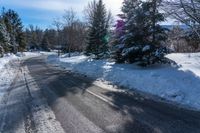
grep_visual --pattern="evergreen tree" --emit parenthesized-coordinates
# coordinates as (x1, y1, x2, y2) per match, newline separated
(111, 14, 126, 63)
(39, 29, 56, 51)
(115, 0, 168, 66)
(25, 25, 44, 50)
(0, 19, 11, 54)
(2, 9, 26, 53)
(41, 29, 57, 50)
(0, 21, 5, 57)
(41, 36, 50, 51)
(0, 45, 3, 57)
(85, 0, 111, 59)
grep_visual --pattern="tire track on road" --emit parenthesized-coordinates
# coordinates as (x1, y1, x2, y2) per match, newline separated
(22, 66, 36, 133)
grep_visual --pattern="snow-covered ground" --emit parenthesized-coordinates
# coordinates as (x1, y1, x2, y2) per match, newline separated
(0, 54, 19, 101)
(0, 52, 42, 102)
(47, 53, 200, 110)
(0, 52, 65, 133)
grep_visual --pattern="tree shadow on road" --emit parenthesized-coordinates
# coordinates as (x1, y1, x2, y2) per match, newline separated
(20, 57, 200, 133)
(102, 90, 200, 133)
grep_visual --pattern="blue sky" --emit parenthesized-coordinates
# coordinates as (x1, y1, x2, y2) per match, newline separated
(0, 0, 123, 29)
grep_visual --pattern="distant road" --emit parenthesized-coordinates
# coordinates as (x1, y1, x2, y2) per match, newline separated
(0, 56, 200, 133)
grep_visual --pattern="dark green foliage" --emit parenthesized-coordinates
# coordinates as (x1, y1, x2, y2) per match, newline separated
(25, 25, 44, 50)
(1, 8, 26, 53)
(0, 19, 11, 53)
(0, 45, 4, 57)
(85, 0, 110, 59)
(114, 0, 168, 66)
(41, 36, 50, 51)
(42, 29, 57, 50)
(40, 29, 57, 51)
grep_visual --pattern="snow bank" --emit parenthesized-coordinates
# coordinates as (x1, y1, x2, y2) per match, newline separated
(166, 53, 200, 78)
(0, 54, 17, 70)
(0, 52, 43, 102)
(47, 53, 200, 110)
(0, 54, 18, 101)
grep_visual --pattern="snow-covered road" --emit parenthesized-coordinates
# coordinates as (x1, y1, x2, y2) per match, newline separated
(0, 62, 65, 133)
(25, 56, 200, 133)
(1, 55, 200, 133)
(0, 53, 65, 133)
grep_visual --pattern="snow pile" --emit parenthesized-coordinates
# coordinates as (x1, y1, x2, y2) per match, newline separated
(0, 54, 19, 101)
(16, 51, 56, 59)
(47, 53, 200, 110)
(0, 52, 42, 101)
(166, 53, 200, 78)
(0, 54, 18, 70)
(19, 51, 55, 59)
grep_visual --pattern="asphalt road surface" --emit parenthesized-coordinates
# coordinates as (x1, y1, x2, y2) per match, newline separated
(0, 56, 200, 133)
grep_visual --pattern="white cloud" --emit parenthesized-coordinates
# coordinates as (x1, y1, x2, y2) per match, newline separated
(104, 0, 123, 14)
(1, 0, 123, 28)
(1, 0, 123, 16)
(2, 0, 76, 12)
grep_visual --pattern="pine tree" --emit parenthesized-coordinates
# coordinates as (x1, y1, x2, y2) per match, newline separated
(0, 20, 5, 57)
(2, 9, 26, 53)
(41, 29, 51, 51)
(0, 45, 3, 57)
(41, 36, 50, 51)
(85, 0, 111, 59)
(115, 0, 168, 66)
(111, 14, 126, 63)
(0, 19, 11, 54)
(25, 25, 44, 50)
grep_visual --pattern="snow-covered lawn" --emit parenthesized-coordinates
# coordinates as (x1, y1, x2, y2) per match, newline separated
(47, 53, 200, 110)
(0, 54, 19, 101)
(0, 52, 42, 102)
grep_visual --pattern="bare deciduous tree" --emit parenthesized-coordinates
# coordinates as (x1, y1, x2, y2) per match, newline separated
(162, 0, 200, 38)
(53, 18, 63, 56)
(63, 9, 77, 57)
(166, 26, 190, 52)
